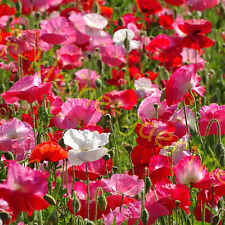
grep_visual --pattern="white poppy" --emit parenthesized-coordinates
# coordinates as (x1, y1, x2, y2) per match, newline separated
(63, 129, 110, 165)
(113, 28, 140, 52)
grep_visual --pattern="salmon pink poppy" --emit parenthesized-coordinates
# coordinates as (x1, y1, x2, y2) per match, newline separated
(29, 141, 68, 163)
(1, 75, 52, 104)
(165, 64, 205, 106)
(0, 161, 49, 217)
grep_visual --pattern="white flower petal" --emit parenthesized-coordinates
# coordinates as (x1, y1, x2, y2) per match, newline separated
(83, 13, 108, 30)
(77, 147, 108, 162)
(113, 29, 134, 43)
(63, 129, 83, 150)
(68, 149, 84, 166)
(129, 40, 140, 51)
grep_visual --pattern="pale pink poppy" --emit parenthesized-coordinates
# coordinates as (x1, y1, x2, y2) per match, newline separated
(53, 98, 102, 129)
(75, 69, 100, 90)
(0, 118, 35, 157)
(100, 45, 126, 67)
(198, 103, 225, 136)
(0, 161, 49, 217)
(138, 92, 178, 121)
(100, 173, 144, 197)
(173, 156, 208, 185)
(1, 75, 52, 104)
(181, 48, 205, 71)
(165, 64, 205, 106)
(56, 44, 83, 69)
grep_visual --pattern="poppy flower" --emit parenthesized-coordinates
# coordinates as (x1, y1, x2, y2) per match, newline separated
(0, 161, 49, 217)
(1, 75, 52, 104)
(68, 157, 113, 181)
(198, 103, 225, 136)
(136, 0, 162, 14)
(165, 64, 205, 106)
(102, 89, 137, 116)
(186, 0, 220, 11)
(67, 181, 135, 220)
(99, 45, 126, 67)
(106, 69, 127, 87)
(100, 173, 144, 197)
(29, 141, 68, 163)
(162, 0, 187, 6)
(0, 118, 35, 157)
(178, 19, 212, 35)
(74, 69, 100, 90)
(63, 129, 110, 165)
(159, 14, 174, 30)
(173, 156, 208, 185)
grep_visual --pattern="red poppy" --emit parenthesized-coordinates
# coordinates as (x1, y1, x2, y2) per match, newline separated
(136, 0, 162, 14)
(106, 69, 127, 87)
(163, 0, 187, 6)
(29, 141, 68, 163)
(0, 4, 16, 17)
(159, 15, 174, 30)
(178, 19, 212, 35)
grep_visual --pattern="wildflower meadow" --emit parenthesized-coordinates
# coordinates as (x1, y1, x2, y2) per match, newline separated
(0, 0, 225, 224)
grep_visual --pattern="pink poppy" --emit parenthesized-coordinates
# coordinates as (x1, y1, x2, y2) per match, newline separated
(53, 98, 102, 129)
(6, 30, 37, 55)
(165, 64, 205, 106)
(0, 161, 49, 217)
(173, 155, 208, 185)
(138, 92, 178, 121)
(198, 103, 225, 136)
(186, 0, 220, 11)
(100, 173, 144, 197)
(0, 118, 35, 157)
(40, 16, 69, 45)
(68, 181, 134, 220)
(56, 44, 83, 69)
(75, 69, 100, 90)
(99, 45, 126, 67)
(1, 75, 52, 104)
(169, 107, 194, 138)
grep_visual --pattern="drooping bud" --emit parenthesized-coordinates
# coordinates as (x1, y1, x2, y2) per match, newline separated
(98, 194, 107, 211)
(44, 194, 56, 206)
(3, 152, 14, 160)
(95, 78, 102, 88)
(141, 209, 149, 225)
(215, 142, 225, 167)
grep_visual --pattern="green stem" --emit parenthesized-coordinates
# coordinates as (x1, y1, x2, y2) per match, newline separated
(94, 187, 101, 222)
(128, 152, 134, 175)
(30, 103, 37, 145)
(210, 187, 214, 225)
(119, 193, 124, 212)
(85, 162, 90, 220)
(182, 100, 192, 150)
(204, 119, 221, 143)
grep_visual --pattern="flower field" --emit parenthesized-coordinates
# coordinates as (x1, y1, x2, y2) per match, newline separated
(0, 0, 225, 224)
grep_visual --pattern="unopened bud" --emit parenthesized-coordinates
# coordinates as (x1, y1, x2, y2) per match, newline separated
(3, 152, 14, 160)
(74, 216, 84, 225)
(0, 211, 10, 223)
(211, 214, 220, 225)
(98, 195, 107, 211)
(123, 143, 133, 152)
(145, 177, 151, 193)
(117, 18, 124, 26)
(215, 142, 225, 167)
(44, 194, 56, 206)
(95, 78, 102, 88)
(141, 209, 149, 225)
(103, 154, 110, 161)
(84, 219, 95, 225)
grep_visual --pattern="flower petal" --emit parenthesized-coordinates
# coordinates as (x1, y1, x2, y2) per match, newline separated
(68, 149, 84, 165)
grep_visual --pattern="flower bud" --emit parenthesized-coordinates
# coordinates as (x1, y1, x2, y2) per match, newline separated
(84, 219, 95, 225)
(117, 18, 124, 26)
(0, 211, 10, 223)
(72, 197, 81, 213)
(215, 142, 225, 167)
(141, 209, 149, 225)
(3, 152, 14, 160)
(44, 194, 56, 206)
(74, 216, 84, 225)
(123, 143, 133, 152)
(211, 214, 220, 225)
(145, 177, 151, 193)
(98, 195, 107, 211)
(95, 78, 102, 88)
(102, 154, 110, 161)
